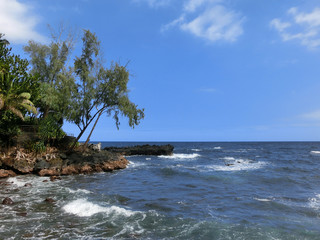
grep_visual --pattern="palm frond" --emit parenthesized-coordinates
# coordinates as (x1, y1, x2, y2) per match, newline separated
(8, 106, 24, 120)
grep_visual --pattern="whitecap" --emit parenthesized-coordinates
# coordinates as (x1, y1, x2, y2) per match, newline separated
(65, 188, 91, 194)
(158, 153, 201, 160)
(254, 198, 272, 202)
(128, 161, 147, 168)
(191, 149, 202, 152)
(310, 151, 320, 156)
(213, 147, 222, 150)
(206, 158, 266, 172)
(308, 194, 320, 210)
(63, 199, 137, 217)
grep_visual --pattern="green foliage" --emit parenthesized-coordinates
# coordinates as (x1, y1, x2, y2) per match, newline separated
(0, 34, 39, 121)
(23, 27, 76, 119)
(29, 141, 46, 154)
(0, 111, 21, 147)
(68, 30, 144, 147)
(0, 33, 39, 147)
(38, 114, 66, 144)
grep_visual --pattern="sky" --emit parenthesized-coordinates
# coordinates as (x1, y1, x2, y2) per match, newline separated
(1, 0, 320, 141)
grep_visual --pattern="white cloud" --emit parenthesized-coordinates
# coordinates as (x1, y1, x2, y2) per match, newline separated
(0, 0, 47, 44)
(180, 5, 244, 42)
(133, 0, 244, 43)
(183, 0, 220, 13)
(163, 1, 244, 43)
(271, 7, 320, 49)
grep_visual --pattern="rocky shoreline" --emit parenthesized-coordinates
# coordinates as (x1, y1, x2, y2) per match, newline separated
(104, 144, 174, 156)
(0, 149, 128, 178)
(0, 144, 174, 178)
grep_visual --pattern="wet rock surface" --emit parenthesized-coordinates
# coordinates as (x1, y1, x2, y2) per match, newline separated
(2, 197, 14, 205)
(104, 144, 174, 156)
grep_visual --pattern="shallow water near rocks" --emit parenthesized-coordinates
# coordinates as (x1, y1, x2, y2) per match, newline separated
(1, 142, 320, 239)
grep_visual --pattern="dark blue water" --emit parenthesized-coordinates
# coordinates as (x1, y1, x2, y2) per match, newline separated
(1, 142, 320, 239)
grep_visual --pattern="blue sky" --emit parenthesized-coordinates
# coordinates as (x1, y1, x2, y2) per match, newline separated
(2, 0, 320, 141)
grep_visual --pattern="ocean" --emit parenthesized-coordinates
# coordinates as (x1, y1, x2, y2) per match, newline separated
(1, 142, 320, 239)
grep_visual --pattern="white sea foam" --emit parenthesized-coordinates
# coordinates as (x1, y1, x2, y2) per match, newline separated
(6, 176, 49, 188)
(308, 194, 320, 210)
(310, 151, 320, 156)
(128, 161, 147, 168)
(159, 153, 201, 159)
(254, 198, 272, 202)
(192, 149, 202, 152)
(63, 199, 137, 217)
(7, 177, 28, 187)
(213, 147, 222, 150)
(206, 157, 266, 171)
(65, 188, 91, 194)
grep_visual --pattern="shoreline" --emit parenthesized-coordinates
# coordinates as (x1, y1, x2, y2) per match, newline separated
(0, 144, 174, 178)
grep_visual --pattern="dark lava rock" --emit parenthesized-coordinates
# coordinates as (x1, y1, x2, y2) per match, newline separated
(24, 183, 32, 187)
(2, 197, 14, 205)
(50, 176, 61, 181)
(34, 158, 50, 172)
(16, 212, 27, 217)
(44, 197, 56, 203)
(104, 144, 174, 156)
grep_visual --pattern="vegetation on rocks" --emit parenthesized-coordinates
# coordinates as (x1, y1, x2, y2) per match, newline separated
(0, 28, 144, 152)
(0, 27, 145, 177)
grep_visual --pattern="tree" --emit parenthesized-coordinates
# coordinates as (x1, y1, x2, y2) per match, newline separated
(0, 33, 38, 147)
(0, 34, 38, 120)
(23, 26, 76, 120)
(68, 30, 144, 149)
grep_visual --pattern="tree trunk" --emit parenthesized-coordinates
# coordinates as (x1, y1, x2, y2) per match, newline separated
(69, 127, 87, 151)
(43, 106, 50, 119)
(83, 110, 103, 147)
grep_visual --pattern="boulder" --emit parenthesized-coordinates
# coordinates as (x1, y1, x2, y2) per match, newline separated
(2, 197, 14, 205)
(88, 142, 101, 151)
(16, 212, 27, 217)
(0, 169, 16, 178)
(50, 176, 61, 181)
(44, 197, 56, 203)
(38, 169, 60, 177)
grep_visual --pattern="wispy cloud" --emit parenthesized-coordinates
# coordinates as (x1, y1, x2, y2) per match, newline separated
(0, 0, 47, 44)
(134, 0, 245, 43)
(132, 0, 172, 8)
(179, 4, 244, 43)
(301, 109, 320, 121)
(270, 7, 320, 49)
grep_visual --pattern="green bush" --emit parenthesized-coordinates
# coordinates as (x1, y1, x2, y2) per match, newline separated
(38, 114, 66, 145)
(31, 141, 46, 154)
(0, 111, 21, 148)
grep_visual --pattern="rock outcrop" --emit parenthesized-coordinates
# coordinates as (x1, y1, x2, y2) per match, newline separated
(0, 149, 129, 177)
(104, 144, 174, 156)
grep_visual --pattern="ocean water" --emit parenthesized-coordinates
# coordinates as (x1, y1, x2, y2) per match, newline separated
(1, 142, 320, 239)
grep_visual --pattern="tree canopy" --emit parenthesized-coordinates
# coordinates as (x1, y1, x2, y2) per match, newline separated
(24, 28, 76, 119)
(68, 30, 144, 148)
(0, 34, 39, 146)
(21, 29, 144, 149)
